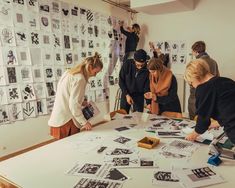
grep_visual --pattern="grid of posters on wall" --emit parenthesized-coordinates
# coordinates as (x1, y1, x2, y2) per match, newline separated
(0, 0, 125, 125)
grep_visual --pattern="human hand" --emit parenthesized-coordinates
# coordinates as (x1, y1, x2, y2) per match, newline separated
(82, 100, 88, 107)
(185, 131, 200, 141)
(208, 123, 220, 130)
(119, 20, 124, 26)
(149, 42, 155, 50)
(82, 122, 92, 131)
(126, 95, 134, 105)
(144, 92, 153, 99)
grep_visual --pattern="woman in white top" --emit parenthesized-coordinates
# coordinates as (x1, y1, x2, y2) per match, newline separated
(48, 52, 103, 139)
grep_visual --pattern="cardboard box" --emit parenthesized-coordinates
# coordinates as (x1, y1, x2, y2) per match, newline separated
(137, 137, 160, 149)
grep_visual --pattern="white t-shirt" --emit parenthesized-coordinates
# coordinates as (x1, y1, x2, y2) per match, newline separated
(48, 71, 88, 128)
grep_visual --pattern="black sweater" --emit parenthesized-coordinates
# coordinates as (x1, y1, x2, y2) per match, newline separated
(119, 59, 150, 97)
(120, 26, 139, 53)
(195, 77, 235, 142)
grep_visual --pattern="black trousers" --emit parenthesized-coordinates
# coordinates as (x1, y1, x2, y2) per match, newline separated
(120, 93, 144, 114)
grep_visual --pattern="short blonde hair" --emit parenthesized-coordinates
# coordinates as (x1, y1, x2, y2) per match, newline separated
(184, 59, 210, 84)
(68, 52, 103, 81)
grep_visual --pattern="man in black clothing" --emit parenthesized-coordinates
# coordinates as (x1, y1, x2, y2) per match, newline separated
(184, 59, 235, 144)
(120, 21, 140, 63)
(119, 49, 150, 113)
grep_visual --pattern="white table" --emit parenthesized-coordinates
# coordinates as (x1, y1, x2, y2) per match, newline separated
(0, 113, 234, 188)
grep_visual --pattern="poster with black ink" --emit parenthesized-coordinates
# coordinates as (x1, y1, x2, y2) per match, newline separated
(54, 49, 64, 65)
(13, 7, 26, 28)
(38, 0, 50, 14)
(176, 166, 225, 188)
(22, 101, 36, 118)
(152, 170, 180, 186)
(61, 2, 70, 19)
(32, 66, 44, 82)
(51, 1, 61, 15)
(40, 32, 52, 47)
(21, 83, 36, 101)
(52, 33, 62, 49)
(19, 66, 33, 83)
(16, 47, 31, 65)
(51, 17, 61, 33)
(70, 4, 79, 19)
(8, 103, 24, 121)
(64, 50, 73, 66)
(30, 30, 40, 47)
(0, 2, 13, 26)
(0, 105, 10, 125)
(46, 97, 55, 113)
(45, 82, 56, 97)
(0, 26, 16, 46)
(26, 0, 39, 12)
(41, 48, 53, 65)
(36, 99, 48, 115)
(27, 11, 40, 30)
(12, 0, 26, 8)
(54, 66, 65, 81)
(82, 101, 100, 120)
(7, 84, 22, 103)
(6, 67, 18, 84)
(2, 47, 18, 65)
(44, 66, 55, 81)
(63, 34, 71, 49)
(39, 14, 51, 31)
(73, 178, 123, 188)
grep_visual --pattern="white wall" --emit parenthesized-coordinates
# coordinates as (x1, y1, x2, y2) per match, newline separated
(0, 0, 131, 158)
(137, 0, 235, 79)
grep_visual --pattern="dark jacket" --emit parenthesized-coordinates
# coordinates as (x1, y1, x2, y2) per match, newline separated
(195, 77, 235, 143)
(120, 26, 139, 53)
(119, 59, 150, 97)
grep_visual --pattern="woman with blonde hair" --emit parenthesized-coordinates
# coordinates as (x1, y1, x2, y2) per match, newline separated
(184, 59, 235, 144)
(119, 21, 140, 63)
(48, 52, 103, 139)
(144, 58, 182, 118)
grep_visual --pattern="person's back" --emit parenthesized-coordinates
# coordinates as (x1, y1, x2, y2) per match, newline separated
(188, 41, 220, 120)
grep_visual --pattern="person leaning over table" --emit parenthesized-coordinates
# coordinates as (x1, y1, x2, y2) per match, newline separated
(144, 57, 182, 118)
(48, 52, 103, 139)
(119, 49, 150, 114)
(184, 59, 235, 144)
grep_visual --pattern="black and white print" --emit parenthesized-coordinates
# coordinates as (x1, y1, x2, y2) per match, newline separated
(51, 1, 60, 15)
(19, 66, 33, 83)
(0, 26, 16, 46)
(54, 66, 64, 80)
(64, 50, 73, 65)
(38, 0, 50, 14)
(104, 168, 128, 181)
(73, 178, 123, 188)
(51, 17, 61, 33)
(13, 7, 26, 28)
(7, 85, 22, 103)
(70, 4, 79, 18)
(6, 67, 18, 84)
(61, 2, 70, 18)
(0, 2, 13, 26)
(22, 101, 36, 118)
(113, 136, 131, 144)
(107, 148, 133, 155)
(41, 48, 53, 65)
(54, 50, 64, 65)
(12, 0, 25, 7)
(46, 97, 55, 113)
(26, 0, 39, 12)
(30, 31, 40, 46)
(0, 105, 10, 125)
(45, 82, 56, 97)
(140, 158, 154, 167)
(36, 99, 48, 115)
(27, 11, 40, 30)
(52, 33, 62, 49)
(15, 27, 28, 46)
(3, 47, 18, 65)
(16, 47, 30, 65)
(44, 67, 55, 81)
(8, 103, 24, 121)
(21, 83, 36, 101)
(153, 170, 180, 186)
(40, 14, 51, 31)
(63, 34, 71, 49)
(32, 66, 44, 82)
(41, 32, 52, 46)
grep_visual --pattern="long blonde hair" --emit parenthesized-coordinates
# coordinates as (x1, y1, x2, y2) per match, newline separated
(132, 23, 140, 35)
(184, 58, 210, 84)
(68, 52, 103, 81)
